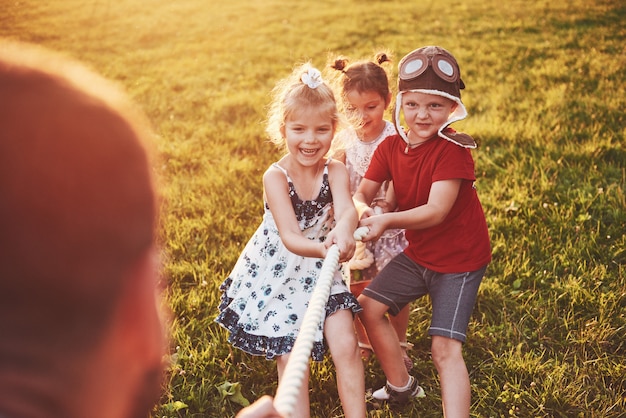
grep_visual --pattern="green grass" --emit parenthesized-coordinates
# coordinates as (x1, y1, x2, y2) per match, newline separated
(2, 0, 625, 416)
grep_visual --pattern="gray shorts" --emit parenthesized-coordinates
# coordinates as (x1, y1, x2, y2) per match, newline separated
(361, 252, 487, 342)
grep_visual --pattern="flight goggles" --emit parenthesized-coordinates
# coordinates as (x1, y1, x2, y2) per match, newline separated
(397, 46, 464, 98)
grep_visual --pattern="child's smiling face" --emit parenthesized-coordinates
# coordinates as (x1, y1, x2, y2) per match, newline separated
(344, 89, 390, 142)
(283, 105, 335, 167)
(401, 91, 457, 142)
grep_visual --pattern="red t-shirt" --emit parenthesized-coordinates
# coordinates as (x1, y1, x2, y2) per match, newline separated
(366, 134, 491, 273)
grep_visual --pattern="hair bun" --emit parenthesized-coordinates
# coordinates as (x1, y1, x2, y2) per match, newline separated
(375, 52, 391, 66)
(331, 58, 348, 72)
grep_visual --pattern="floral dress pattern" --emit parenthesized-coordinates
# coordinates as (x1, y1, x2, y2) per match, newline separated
(215, 158, 361, 361)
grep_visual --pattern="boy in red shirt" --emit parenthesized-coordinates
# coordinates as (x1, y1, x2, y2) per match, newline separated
(354, 46, 491, 417)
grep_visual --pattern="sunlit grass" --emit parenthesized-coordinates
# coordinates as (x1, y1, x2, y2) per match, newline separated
(3, 0, 625, 416)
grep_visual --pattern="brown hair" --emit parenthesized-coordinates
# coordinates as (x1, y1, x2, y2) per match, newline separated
(331, 52, 392, 108)
(0, 41, 157, 356)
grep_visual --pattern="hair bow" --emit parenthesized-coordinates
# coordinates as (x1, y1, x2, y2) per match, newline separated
(301, 68, 323, 89)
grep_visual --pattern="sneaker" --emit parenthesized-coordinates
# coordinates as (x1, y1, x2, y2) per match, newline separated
(372, 375, 425, 406)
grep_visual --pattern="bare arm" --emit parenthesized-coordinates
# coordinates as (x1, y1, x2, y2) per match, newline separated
(263, 166, 326, 258)
(358, 179, 462, 242)
(370, 181, 397, 214)
(353, 177, 383, 218)
(325, 160, 358, 262)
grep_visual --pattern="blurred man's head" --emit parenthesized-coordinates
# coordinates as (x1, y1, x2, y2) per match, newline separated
(0, 41, 166, 418)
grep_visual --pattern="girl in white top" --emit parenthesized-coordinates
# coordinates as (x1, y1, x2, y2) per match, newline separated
(330, 53, 413, 371)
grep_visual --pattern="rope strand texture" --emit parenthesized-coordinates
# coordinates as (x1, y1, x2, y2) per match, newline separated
(273, 227, 368, 417)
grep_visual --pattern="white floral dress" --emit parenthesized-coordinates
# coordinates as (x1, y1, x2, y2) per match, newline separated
(215, 158, 361, 361)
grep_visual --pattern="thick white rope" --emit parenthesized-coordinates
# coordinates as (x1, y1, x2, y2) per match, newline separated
(348, 240, 374, 271)
(273, 227, 369, 417)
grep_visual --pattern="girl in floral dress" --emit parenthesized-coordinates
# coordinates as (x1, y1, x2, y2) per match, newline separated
(216, 63, 365, 418)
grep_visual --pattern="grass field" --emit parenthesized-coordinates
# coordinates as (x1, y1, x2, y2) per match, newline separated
(2, 0, 625, 416)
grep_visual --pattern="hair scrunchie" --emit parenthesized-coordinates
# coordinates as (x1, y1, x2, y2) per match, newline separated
(301, 68, 323, 89)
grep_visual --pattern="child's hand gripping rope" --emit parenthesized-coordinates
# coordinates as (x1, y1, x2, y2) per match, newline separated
(273, 226, 369, 418)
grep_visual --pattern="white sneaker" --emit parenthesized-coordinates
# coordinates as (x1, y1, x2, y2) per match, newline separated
(372, 376, 425, 405)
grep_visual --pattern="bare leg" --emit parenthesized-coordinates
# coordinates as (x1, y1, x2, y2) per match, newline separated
(354, 316, 373, 358)
(389, 304, 412, 369)
(324, 309, 366, 418)
(357, 304, 412, 366)
(358, 295, 409, 387)
(431, 336, 470, 418)
(276, 354, 310, 418)
(349, 279, 373, 358)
